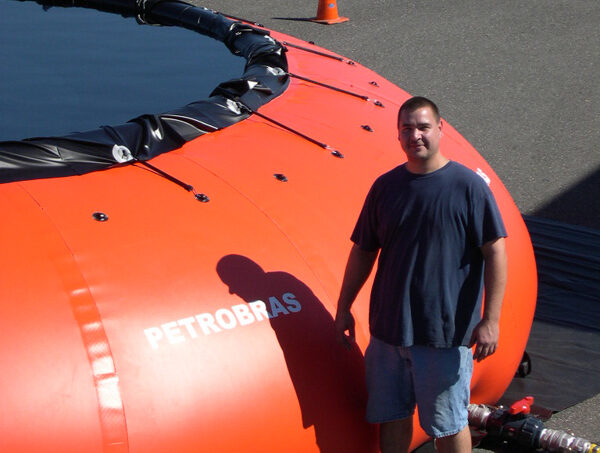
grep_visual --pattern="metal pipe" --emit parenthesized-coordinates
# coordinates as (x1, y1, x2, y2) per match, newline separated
(538, 428, 600, 453)
(467, 403, 599, 453)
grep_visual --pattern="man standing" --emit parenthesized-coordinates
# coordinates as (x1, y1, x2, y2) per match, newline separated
(335, 97, 507, 453)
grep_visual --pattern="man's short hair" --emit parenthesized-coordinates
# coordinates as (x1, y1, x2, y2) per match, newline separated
(398, 96, 441, 123)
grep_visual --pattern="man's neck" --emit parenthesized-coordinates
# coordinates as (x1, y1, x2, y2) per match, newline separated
(406, 155, 450, 175)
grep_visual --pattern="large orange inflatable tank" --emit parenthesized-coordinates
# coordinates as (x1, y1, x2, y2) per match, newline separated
(0, 2, 537, 452)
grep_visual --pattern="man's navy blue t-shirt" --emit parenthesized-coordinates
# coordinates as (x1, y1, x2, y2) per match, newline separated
(351, 161, 506, 347)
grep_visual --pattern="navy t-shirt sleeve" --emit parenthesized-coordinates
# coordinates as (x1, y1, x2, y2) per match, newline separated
(351, 182, 381, 252)
(470, 179, 507, 247)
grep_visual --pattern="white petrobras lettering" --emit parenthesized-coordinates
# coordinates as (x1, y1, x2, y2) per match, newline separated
(144, 293, 302, 350)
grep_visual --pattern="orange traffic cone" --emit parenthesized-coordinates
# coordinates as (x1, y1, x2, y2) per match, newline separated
(311, 0, 349, 24)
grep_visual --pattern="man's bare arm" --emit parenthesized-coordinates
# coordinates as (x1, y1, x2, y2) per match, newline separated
(335, 244, 378, 347)
(470, 237, 507, 361)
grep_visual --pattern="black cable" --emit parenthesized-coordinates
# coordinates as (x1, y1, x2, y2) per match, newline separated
(220, 12, 264, 28)
(137, 160, 209, 201)
(282, 41, 353, 64)
(238, 102, 343, 158)
(288, 72, 369, 101)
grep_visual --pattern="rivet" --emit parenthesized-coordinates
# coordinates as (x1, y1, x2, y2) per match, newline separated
(92, 212, 109, 222)
(331, 150, 344, 158)
(274, 173, 288, 182)
(374, 100, 385, 108)
(369, 81, 380, 87)
(195, 194, 210, 202)
(361, 125, 374, 132)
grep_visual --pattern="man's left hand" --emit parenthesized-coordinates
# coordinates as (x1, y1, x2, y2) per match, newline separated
(469, 318, 499, 362)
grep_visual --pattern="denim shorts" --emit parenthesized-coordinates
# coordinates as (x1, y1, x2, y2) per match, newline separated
(364, 336, 473, 438)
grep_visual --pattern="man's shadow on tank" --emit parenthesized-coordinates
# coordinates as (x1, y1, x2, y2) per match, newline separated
(217, 254, 377, 453)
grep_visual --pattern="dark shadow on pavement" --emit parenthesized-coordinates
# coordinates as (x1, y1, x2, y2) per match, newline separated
(533, 166, 600, 230)
(499, 216, 600, 412)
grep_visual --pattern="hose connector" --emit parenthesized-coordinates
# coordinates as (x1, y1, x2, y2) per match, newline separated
(468, 400, 599, 453)
(538, 428, 600, 453)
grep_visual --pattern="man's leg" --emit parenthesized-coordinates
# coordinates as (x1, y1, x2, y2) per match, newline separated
(380, 416, 413, 453)
(365, 338, 416, 452)
(434, 425, 471, 453)
(410, 346, 473, 452)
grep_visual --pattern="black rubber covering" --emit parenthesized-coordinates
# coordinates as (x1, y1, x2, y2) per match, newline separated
(501, 216, 600, 412)
(0, 0, 289, 183)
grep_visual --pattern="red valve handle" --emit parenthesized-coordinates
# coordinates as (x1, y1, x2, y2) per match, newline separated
(509, 396, 535, 415)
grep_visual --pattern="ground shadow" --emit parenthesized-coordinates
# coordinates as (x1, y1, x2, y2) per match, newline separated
(532, 166, 600, 230)
(216, 254, 377, 453)
(499, 216, 600, 412)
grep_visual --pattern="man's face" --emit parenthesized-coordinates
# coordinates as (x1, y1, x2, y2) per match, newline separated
(397, 106, 443, 162)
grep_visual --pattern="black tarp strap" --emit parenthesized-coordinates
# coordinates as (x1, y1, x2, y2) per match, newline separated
(237, 101, 343, 158)
(220, 12, 264, 28)
(137, 160, 209, 202)
(282, 41, 355, 65)
(288, 72, 370, 101)
(137, 160, 191, 191)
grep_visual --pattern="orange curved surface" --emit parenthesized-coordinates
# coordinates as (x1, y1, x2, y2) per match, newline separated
(0, 29, 536, 453)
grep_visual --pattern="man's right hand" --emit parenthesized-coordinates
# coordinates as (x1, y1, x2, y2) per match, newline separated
(335, 310, 356, 348)
(334, 244, 378, 349)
